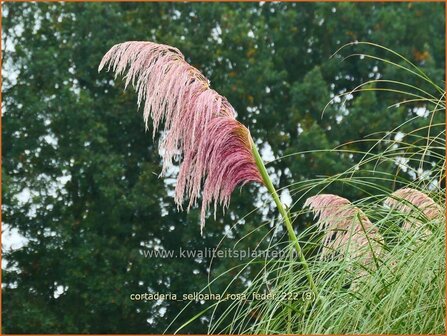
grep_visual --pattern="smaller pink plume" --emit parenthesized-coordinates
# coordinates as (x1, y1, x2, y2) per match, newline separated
(304, 194, 383, 265)
(99, 41, 262, 232)
(385, 188, 442, 233)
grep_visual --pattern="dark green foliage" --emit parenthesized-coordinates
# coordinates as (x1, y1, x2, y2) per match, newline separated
(2, 2, 444, 333)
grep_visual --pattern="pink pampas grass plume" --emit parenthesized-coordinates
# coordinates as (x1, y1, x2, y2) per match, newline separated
(385, 188, 442, 233)
(304, 194, 383, 265)
(99, 41, 262, 232)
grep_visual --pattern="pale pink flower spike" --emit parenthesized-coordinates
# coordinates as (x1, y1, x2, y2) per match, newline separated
(304, 194, 383, 265)
(385, 188, 442, 234)
(99, 41, 262, 232)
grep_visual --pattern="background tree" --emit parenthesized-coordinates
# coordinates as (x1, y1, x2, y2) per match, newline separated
(2, 2, 444, 333)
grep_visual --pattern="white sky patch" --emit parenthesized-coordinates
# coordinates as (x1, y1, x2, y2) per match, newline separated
(332, 95, 341, 103)
(394, 156, 410, 172)
(407, 170, 417, 180)
(280, 188, 292, 208)
(13, 187, 39, 218)
(36, 172, 72, 198)
(210, 24, 223, 44)
(344, 93, 354, 101)
(414, 106, 429, 118)
(140, 238, 164, 251)
(2, 224, 29, 253)
(247, 105, 260, 115)
(172, 9, 181, 20)
(2, 11, 23, 89)
(223, 224, 234, 239)
(417, 167, 432, 181)
(394, 131, 405, 142)
(260, 142, 275, 163)
(5, 172, 71, 224)
(254, 186, 275, 220)
(330, 88, 351, 124)
(53, 284, 68, 299)
(4, 169, 72, 265)
(15, 187, 32, 204)
(162, 163, 179, 198)
(41, 134, 59, 148)
(368, 65, 381, 79)
(266, 167, 279, 185)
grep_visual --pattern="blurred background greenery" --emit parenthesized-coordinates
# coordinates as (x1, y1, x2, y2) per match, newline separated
(2, 1, 444, 333)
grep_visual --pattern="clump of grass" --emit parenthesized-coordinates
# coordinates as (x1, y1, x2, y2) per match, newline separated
(201, 154, 445, 335)
(200, 186, 444, 334)
(171, 42, 445, 334)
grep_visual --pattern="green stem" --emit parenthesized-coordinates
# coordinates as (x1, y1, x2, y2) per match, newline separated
(250, 137, 319, 299)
